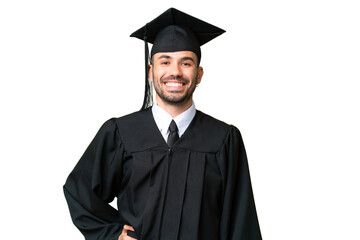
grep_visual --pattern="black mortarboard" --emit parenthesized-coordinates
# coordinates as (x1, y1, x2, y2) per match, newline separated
(130, 8, 225, 110)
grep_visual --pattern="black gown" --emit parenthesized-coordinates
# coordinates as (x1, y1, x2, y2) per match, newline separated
(64, 109, 262, 240)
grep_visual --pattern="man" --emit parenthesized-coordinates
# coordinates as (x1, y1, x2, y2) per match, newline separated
(64, 8, 262, 240)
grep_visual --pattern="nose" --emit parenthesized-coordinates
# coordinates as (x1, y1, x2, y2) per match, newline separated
(169, 63, 182, 77)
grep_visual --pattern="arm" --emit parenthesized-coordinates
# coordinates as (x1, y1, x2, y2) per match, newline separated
(219, 127, 262, 240)
(63, 119, 124, 240)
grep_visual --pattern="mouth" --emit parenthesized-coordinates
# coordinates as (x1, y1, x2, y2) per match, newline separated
(164, 81, 186, 87)
(162, 81, 187, 92)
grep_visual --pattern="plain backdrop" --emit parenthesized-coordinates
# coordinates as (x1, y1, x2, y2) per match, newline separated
(1, 1, 359, 239)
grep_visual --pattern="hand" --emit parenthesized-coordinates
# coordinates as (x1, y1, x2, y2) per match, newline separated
(118, 225, 136, 240)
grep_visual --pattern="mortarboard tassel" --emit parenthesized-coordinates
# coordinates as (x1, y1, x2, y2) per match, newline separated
(141, 24, 153, 111)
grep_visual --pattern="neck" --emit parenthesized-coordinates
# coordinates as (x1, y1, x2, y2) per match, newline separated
(156, 95, 193, 118)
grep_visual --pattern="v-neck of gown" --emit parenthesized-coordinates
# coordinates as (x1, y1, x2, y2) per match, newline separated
(148, 108, 199, 149)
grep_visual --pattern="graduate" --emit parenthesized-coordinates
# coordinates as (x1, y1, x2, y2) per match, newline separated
(64, 8, 262, 240)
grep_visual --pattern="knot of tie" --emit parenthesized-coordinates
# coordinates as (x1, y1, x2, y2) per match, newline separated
(167, 120, 179, 148)
(169, 120, 178, 133)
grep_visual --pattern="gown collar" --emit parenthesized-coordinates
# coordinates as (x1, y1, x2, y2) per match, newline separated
(152, 102, 196, 141)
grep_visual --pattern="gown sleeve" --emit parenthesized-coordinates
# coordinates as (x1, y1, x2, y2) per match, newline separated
(218, 126, 262, 240)
(63, 119, 124, 240)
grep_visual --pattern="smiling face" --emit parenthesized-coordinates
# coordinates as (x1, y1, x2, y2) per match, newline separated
(149, 51, 203, 109)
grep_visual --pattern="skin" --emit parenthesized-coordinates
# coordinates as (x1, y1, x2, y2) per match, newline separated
(118, 51, 204, 239)
(118, 225, 136, 240)
(149, 51, 204, 118)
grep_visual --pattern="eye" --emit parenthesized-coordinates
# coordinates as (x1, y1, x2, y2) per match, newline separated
(182, 62, 192, 67)
(161, 61, 170, 65)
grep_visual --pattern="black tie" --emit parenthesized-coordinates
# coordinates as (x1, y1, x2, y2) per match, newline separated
(167, 120, 179, 148)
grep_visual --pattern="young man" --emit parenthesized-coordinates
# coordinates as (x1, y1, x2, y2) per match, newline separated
(64, 8, 262, 240)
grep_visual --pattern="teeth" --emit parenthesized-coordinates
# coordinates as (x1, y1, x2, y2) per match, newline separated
(165, 82, 183, 87)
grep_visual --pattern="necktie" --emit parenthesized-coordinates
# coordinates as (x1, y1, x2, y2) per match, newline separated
(167, 120, 179, 148)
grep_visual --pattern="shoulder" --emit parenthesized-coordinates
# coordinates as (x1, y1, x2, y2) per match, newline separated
(113, 108, 152, 134)
(96, 110, 150, 141)
(108, 109, 163, 152)
(113, 109, 149, 125)
(179, 110, 240, 152)
(195, 110, 240, 135)
(195, 110, 232, 129)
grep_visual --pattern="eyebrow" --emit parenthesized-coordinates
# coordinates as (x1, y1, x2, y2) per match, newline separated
(181, 57, 195, 63)
(157, 55, 171, 60)
(156, 55, 195, 63)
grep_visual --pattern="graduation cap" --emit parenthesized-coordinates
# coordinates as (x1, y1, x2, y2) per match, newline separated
(130, 8, 225, 110)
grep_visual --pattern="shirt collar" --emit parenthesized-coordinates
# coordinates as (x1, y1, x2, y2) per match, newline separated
(152, 102, 196, 138)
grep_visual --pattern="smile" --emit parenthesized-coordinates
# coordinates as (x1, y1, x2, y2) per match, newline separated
(164, 82, 185, 87)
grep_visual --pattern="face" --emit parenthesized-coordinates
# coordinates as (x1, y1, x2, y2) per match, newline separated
(149, 51, 203, 107)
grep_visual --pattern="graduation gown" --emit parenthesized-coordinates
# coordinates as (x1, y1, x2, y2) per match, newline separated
(63, 109, 262, 240)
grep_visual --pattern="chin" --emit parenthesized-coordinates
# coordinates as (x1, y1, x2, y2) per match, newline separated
(164, 95, 192, 106)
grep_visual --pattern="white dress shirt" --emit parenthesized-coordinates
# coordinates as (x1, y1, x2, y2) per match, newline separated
(152, 103, 196, 142)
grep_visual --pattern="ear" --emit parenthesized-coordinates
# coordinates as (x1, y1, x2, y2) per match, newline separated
(148, 64, 153, 82)
(196, 66, 204, 85)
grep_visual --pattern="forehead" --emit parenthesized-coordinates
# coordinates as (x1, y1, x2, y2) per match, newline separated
(153, 51, 198, 62)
